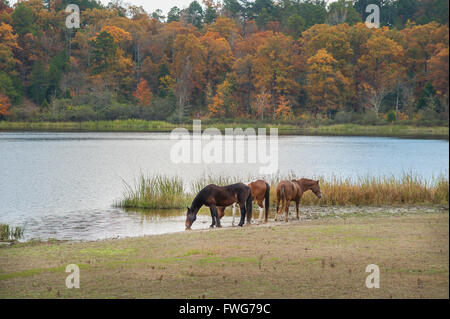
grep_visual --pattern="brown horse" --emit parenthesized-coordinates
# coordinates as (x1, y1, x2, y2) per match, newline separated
(185, 183, 252, 229)
(216, 180, 270, 224)
(275, 178, 322, 222)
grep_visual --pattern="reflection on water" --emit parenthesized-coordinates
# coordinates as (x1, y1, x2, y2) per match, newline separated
(21, 208, 233, 241)
(0, 132, 448, 241)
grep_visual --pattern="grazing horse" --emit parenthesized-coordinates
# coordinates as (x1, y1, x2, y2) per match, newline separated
(185, 183, 252, 230)
(218, 180, 270, 224)
(275, 178, 322, 222)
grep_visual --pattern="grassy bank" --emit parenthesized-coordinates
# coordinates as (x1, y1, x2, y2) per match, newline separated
(0, 211, 447, 298)
(0, 120, 448, 138)
(117, 173, 449, 210)
(0, 224, 24, 242)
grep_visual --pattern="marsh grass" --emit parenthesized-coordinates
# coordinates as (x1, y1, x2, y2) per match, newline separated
(0, 224, 24, 241)
(117, 175, 191, 209)
(289, 174, 449, 206)
(0, 121, 448, 138)
(117, 173, 449, 210)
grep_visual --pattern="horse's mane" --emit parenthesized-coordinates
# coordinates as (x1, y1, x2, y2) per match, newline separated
(190, 191, 204, 209)
(299, 178, 316, 184)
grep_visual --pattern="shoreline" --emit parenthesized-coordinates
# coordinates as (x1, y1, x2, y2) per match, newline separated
(4, 204, 448, 244)
(0, 208, 448, 298)
(0, 121, 448, 139)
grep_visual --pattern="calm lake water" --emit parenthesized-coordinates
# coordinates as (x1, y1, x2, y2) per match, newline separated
(0, 132, 448, 241)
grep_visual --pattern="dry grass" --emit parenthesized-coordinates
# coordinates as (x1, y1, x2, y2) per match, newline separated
(118, 173, 449, 210)
(0, 210, 448, 299)
(276, 174, 449, 206)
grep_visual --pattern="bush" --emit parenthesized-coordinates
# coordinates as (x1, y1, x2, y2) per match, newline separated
(386, 110, 396, 123)
(360, 109, 379, 125)
(7, 106, 38, 121)
(102, 103, 139, 120)
(140, 96, 176, 121)
(334, 111, 353, 124)
(63, 105, 97, 122)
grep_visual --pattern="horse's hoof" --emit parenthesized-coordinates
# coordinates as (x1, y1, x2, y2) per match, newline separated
(210, 225, 215, 228)
(216, 224, 222, 228)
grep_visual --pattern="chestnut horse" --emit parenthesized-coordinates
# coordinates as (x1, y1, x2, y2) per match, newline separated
(275, 179, 322, 222)
(233, 180, 270, 224)
(185, 183, 252, 230)
(215, 180, 270, 224)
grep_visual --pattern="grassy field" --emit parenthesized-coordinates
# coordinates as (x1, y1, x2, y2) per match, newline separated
(0, 120, 448, 138)
(118, 173, 449, 210)
(0, 209, 448, 298)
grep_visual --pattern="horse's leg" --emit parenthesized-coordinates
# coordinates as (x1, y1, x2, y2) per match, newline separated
(257, 200, 264, 222)
(277, 196, 286, 222)
(209, 207, 216, 228)
(238, 202, 246, 227)
(295, 201, 300, 220)
(210, 205, 221, 228)
(275, 192, 280, 221)
(232, 203, 237, 226)
(217, 206, 225, 220)
(284, 200, 290, 222)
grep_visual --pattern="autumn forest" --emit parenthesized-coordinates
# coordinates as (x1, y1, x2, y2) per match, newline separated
(0, 0, 448, 126)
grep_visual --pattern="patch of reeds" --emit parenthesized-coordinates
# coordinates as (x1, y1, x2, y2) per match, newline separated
(117, 175, 190, 209)
(0, 224, 24, 241)
(117, 172, 449, 210)
(280, 174, 449, 206)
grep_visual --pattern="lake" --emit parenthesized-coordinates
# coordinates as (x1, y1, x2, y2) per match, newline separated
(0, 132, 448, 241)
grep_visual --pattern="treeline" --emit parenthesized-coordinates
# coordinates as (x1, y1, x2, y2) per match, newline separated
(0, 0, 448, 126)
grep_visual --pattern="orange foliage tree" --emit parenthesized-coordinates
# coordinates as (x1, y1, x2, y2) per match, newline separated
(0, 93, 11, 117)
(275, 96, 292, 120)
(133, 78, 153, 106)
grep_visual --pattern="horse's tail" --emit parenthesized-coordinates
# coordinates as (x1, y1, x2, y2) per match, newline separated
(280, 184, 286, 210)
(246, 189, 253, 223)
(264, 182, 270, 223)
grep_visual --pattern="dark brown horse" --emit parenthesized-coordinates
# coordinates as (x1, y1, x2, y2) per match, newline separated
(275, 178, 322, 222)
(185, 183, 252, 230)
(215, 180, 270, 224)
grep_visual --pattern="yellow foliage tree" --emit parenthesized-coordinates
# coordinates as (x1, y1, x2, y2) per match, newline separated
(208, 80, 234, 117)
(306, 49, 350, 115)
(100, 25, 132, 44)
(357, 30, 405, 116)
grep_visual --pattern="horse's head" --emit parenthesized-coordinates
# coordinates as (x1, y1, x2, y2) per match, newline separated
(311, 180, 322, 199)
(185, 207, 197, 230)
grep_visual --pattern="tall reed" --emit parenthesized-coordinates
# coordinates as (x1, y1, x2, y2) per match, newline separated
(0, 224, 24, 241)
(117, 175, 190, 209)
(117, 173, 449, 210)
